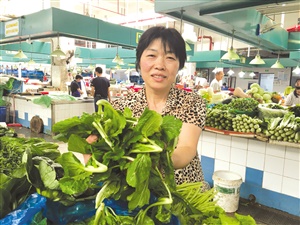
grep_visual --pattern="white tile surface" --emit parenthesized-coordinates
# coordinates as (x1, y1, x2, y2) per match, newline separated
(229, 163, 246, 182)
(248, 139, 266, 154)
(201, 141, 215, 158)
(216, 134, 231, 146)
(265, 155, 284, 175)
(231, 136, 248, 150)
(230, 147, 247, 166)
(247, 151, 265, 170)
(202, 131, 217, 143)
(266, 144, 285, 157)
(263, 172, 282, 193)
(285, 147, 300, 161)
(214, 159, 230, 171)
(215, 144, 230, 162)
(283, 159, 299, 180)
(282, 177, 300, 198)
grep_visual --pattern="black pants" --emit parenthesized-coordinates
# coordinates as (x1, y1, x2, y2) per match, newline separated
(94, 95, 108, 112)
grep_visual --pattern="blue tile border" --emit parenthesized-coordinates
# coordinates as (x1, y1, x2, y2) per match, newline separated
(201, 155, 215, 187)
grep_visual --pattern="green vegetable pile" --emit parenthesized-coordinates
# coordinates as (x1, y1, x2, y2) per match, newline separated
(227, 98, 259, 112)
(263, 112, 300, 143)
(0, 137, 60, 218)
(206, 109, 235, 130)
(232, 114, 263, 133)
(0, 126, 17, 137)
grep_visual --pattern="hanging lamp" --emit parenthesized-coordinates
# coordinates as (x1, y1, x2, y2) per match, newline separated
(50, 33, 66, 58)
(14, 38, 27, 59)
(238, 70, 245, 78)
(112, 46, 124, 65)
(221, 29, 240, 61)
(271, 53, 284, 68)
(292, 65, 300, 75)
(28, 39, 35, 64)
(249, 53, 265, 65)
(227, 69, 235, 76)
(249, 72, 256, 77)
(250, 40, 265, 65)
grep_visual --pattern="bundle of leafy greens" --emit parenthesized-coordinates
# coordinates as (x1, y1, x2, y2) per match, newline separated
(1, 100, 257, 224)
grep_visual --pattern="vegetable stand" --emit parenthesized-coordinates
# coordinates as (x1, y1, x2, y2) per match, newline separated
(3, 94, 94, 134)
(201, 100, 300, 217)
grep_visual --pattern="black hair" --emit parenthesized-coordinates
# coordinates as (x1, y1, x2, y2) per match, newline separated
(95, 67, 103, 74)
(135, 26, 187, 72)
(75, 74, 83, 79)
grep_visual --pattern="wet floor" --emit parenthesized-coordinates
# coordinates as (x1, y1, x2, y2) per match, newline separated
(7, 126, 300, 225)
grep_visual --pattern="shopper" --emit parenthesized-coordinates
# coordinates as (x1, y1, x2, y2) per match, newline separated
(210, 70, 224, 92)
(284, 79, 300, 106)
(221, 82, 229, 90)
(70, 74, 84, 97)
(90, 66, 111, 112)
(110, 26, 208, 187)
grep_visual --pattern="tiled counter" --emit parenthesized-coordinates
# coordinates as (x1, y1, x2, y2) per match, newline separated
(198, 130, 300, 217)
(4, 95, 94, 134)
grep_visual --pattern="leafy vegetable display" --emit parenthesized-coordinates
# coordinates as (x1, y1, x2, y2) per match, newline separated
(0, 137, 60, 219)
(227, 97, 259, 112)
(263, 112, 300, 143)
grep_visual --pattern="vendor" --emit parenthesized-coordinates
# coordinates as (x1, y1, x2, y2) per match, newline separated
(210, 71, 224, 92)
(285, 79, 300, 106)
(70, 75, 84, 97)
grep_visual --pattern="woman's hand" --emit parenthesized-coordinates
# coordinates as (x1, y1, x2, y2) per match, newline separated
(83, 134, 99, 164)
(171, 123, 202, 169)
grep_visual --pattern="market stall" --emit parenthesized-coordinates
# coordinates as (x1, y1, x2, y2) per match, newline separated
(197, 84, 299, 217)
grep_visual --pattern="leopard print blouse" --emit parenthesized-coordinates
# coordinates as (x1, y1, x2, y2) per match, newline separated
(111, 86, 208, 187)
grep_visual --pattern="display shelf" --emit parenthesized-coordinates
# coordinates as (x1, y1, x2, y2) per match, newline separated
(204, 126, 255, 138)
(204, 126, 299, 148)
(269, 140, 300, 148)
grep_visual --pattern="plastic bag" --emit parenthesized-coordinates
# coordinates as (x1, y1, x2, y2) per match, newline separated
(44, 199, 96, 225)
(0, 193, 46, 225)
(33, 95, 77, 108)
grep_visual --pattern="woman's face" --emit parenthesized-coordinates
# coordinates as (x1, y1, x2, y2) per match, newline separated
(140, 38, 180, 91)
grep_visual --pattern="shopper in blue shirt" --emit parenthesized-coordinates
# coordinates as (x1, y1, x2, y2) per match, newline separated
(70, 75, 84, 97)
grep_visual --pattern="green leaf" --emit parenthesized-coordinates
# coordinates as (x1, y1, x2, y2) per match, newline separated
(127, 181, 150, 211)
(59, 175, 91, 195)
(126, 154, 151, 187)
(135, 108, 162, 137)
(58, 152, 91, 177)
(30, 211, 47, 225)
(38, 160, 60, 190)
(68, 134, 91, 154)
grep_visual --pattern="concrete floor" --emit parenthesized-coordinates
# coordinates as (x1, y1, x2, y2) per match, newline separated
(8, 126, 300, 225)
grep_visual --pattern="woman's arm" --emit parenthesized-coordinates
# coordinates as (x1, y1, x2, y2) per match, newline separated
(171, 123, 202, 169)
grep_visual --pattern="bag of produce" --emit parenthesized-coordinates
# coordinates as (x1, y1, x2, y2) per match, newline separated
(258, 103, 288, 119)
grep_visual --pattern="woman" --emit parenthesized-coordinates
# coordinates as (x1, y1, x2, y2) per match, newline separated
(111, 26, 208, 187)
